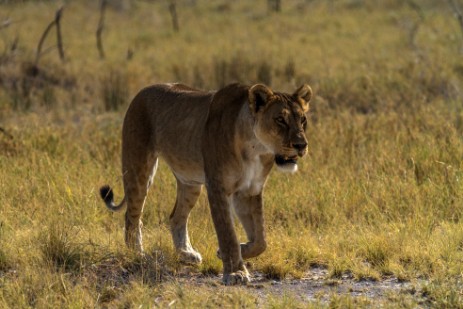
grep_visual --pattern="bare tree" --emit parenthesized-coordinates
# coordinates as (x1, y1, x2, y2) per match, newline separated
(97, 0, 107, 59)
(169, 0, 180, 32)
(35, 6, 65, 67)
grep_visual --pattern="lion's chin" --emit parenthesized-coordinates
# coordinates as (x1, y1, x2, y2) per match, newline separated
(275, 155, 298, 174)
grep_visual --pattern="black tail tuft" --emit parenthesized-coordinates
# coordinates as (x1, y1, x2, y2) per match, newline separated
(100, 185, 114, 204)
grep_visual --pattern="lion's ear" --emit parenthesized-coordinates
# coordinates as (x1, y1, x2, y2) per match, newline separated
(249, 84, 273, 114)
(294, 84, 312, 112)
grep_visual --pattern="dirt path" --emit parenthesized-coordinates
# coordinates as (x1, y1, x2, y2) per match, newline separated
(175, 267, 425, 306)
(249, 268, 420, 304)
(69, 256, 428, 306)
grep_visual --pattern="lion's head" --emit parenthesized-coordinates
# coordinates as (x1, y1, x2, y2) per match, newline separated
(249, 84, 312, 173)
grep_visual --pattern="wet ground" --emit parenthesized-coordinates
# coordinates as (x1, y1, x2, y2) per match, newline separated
(250, 268, 420, 303)
(175, 266, 425, 306)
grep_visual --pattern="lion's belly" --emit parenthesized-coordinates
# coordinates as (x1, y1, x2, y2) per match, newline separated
(163, 156, 206, 186)
(173, 170, 205, 186)
(156, 108, 207, 186)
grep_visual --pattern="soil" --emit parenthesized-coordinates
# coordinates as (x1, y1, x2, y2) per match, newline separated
(174, 266, 425, 306)
(249, 268, 421, 304)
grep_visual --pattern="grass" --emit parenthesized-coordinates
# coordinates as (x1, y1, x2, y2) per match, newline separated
(1, 0, 463, 307)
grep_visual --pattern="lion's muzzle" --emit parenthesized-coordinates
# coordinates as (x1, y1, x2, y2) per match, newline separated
(293, 142, 308, 157)
(275, 154, 297, 166)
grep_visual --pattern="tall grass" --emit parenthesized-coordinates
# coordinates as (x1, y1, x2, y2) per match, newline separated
(101, 68, 129, 111)
(0, 0, 462, 307)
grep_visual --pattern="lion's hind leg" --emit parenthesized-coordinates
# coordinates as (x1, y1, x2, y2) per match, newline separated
(122, 154, 158, 253)
(169, 180, 203, 264)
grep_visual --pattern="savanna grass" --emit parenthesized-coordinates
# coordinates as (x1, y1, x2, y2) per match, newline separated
(0, 0, 462, 307)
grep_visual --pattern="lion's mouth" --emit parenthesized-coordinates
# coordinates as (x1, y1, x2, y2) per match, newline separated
(275, 155, 298, 166)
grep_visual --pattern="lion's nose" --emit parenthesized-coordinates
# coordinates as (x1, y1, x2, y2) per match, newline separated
(293, 142, 307, 151)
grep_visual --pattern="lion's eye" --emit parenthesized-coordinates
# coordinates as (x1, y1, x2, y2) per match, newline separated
(275, 117, 287, 126)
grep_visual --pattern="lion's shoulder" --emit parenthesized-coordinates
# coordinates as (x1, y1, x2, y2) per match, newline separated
(203, 84, 251, 156)
(209, 83, 249, 114)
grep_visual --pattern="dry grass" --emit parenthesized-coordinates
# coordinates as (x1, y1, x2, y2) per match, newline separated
(1, 0, 463, 307)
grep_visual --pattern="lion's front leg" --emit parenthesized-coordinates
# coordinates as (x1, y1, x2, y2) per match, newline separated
(206, 184, 250, 285)
(233, 192, 267, 259)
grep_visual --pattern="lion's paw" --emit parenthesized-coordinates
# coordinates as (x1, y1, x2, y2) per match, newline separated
(178, 249, 202, 265)
(222, 270, 250, 286)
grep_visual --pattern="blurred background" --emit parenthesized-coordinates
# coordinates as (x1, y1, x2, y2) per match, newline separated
(0, 0, 460, 115)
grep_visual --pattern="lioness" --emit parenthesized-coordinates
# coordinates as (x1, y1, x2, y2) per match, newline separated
(100, 82, 312, 285)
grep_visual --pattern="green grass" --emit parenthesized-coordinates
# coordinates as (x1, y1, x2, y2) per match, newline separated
(1, 0, 463, 307)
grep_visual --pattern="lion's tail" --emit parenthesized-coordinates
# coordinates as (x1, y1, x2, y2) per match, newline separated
(100, 185, 126, 212)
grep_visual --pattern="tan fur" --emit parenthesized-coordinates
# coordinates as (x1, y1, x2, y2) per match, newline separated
(100, 82, 313, 285)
